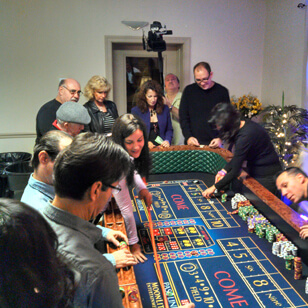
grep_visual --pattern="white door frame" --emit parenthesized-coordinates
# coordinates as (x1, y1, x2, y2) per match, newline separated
(105, 35, 191, 100)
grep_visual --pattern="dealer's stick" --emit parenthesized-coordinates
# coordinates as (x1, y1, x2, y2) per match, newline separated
(147, 205, 169, 308)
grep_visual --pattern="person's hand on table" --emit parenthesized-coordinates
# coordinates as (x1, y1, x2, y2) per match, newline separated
(148, 141, 155, 149)
(161, 140, 170, 148)
(202, 185, 216, 198)
(209, 138, 222, 148)
(106, 230, 129, 248)
(130, 243, 148, 263)
(139, 189, 152, 207)
(187, 137, 199, 146)
(299, 225, 308, 239)
(112, 249, 137, 268)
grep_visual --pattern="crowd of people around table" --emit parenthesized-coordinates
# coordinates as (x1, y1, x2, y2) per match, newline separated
(1, 61, 307, 307)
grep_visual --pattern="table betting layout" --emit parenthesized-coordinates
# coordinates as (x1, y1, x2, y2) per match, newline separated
(130, 172, 308, 308)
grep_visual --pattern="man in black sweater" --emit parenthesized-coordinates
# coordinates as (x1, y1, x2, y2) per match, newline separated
(179, 62, 230, 146)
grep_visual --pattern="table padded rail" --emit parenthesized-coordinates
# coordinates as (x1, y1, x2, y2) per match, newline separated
(150, 148, 227, 175)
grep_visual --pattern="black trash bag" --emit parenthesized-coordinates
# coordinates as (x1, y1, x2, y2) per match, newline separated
(0, 152, 32, 197)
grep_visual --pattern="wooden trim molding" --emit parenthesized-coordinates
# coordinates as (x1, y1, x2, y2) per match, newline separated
(0, 133, 36, 139)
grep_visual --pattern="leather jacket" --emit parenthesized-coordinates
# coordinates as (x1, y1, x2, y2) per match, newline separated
(83, 100, 119, 134)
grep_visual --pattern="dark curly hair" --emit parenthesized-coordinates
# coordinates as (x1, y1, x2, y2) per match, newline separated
(208, 102, 241, 143)
(0, 199, 77, 307)
(112, 114, 152, 185)
(136, 80, 164, 114)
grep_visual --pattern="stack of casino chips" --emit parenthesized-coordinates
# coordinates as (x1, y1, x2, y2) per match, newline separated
(272, 240, 297, 258)
(294, 257, 302, 280)
(247, 215, 265, 233)
(231, 193, 248, 210)
(265, 225, 280, 243)
(276, 233, 288, 242)
(247, 214, 268, 232)
(255, 222, 279, 241)
(272, 239, 300, 273)
(228, 194, 303, 282)
(272, 236, 303, 282)
(238, 205, 259, 222)
(285, 255, 294, 271)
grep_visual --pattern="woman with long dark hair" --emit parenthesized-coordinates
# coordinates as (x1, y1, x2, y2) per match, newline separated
(202, 103, 282, 198)
(0, 198, 77, 307)
(131, 80, 173, 149)
(112, 113, 152, 262)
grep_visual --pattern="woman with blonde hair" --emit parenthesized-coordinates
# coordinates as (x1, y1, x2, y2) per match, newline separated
(83, 75, 118, 135)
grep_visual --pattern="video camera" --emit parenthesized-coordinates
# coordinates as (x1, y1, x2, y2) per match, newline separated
(143, 21, 173, 52)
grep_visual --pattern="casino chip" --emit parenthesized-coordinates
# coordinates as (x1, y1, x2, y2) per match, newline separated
(166, 290, 174, 297)
(119, 287, 125, 298)
(128, 287, 139, 303)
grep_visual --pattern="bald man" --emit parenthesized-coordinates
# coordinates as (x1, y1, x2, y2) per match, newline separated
(36, 78, 81, 142)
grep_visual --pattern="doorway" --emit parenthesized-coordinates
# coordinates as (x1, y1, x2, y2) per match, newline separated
(105, 36, 191, 116)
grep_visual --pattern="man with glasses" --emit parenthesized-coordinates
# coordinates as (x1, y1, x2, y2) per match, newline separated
(43, 132, 137, 307)
(36, 78, 82, 142)
(179, 62, 230, 147)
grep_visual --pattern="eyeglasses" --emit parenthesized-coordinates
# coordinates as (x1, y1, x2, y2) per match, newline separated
(63, 85, 83, 96)
(195, 74, 211, 84)
(103, 183, 122, 194)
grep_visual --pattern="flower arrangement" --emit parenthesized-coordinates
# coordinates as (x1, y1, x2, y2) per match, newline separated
(231, 94, 263, 118)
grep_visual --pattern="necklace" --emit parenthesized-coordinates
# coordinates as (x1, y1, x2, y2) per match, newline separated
(96, 102, 106, 112)
(150, 109, 156, 117)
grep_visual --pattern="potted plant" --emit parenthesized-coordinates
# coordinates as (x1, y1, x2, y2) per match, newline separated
(260, 93, 308, 168)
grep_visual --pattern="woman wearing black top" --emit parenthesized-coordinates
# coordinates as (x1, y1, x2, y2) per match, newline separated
(83, 75, 118, 135)
(202, 103, 282, 198)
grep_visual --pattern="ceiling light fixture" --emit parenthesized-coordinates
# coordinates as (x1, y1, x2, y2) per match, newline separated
(121, 21, 149, 31)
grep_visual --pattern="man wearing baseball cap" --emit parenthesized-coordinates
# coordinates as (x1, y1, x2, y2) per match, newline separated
(51, 101, 91, 137)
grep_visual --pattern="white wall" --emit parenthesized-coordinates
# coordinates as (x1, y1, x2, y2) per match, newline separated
(1, 0, 305, 152)
(262, 0, 307, 107)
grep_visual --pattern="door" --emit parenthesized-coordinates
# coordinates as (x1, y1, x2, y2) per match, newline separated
(113, 48, 179, 115)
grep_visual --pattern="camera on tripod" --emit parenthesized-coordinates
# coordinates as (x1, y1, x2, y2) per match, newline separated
(143, 21, 173, 52)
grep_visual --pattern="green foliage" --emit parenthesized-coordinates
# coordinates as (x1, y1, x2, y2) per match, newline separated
(261, 104, 308, 168)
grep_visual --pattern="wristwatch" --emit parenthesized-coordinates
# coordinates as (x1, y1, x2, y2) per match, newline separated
(169, 105, 173, 110)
